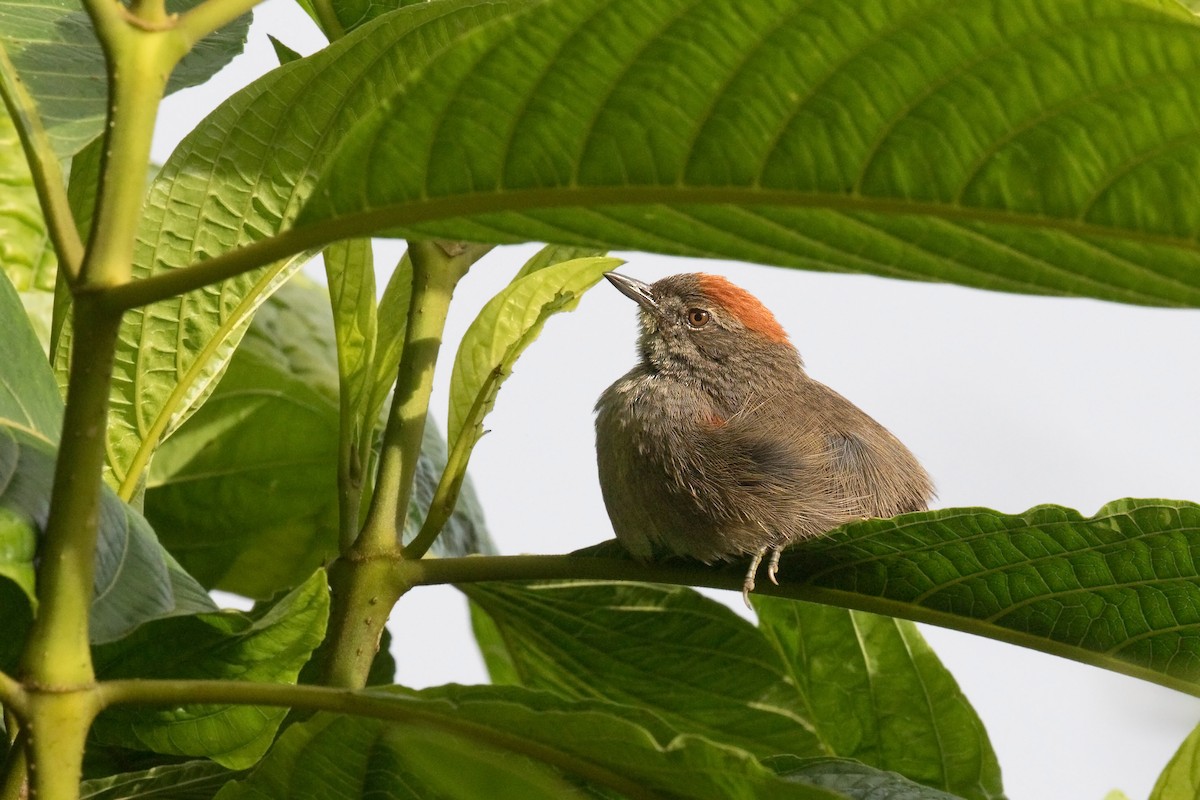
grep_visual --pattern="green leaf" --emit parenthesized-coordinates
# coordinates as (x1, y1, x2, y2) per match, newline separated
(572, 500, 1200, 696)
(469, 599, 521, 686)
(0, 104, 56, 353)
(298, 0, 1200, 308)
(0, 426, 216, 647)
(774, 500, 1200, 695)
(0, 168, 219, 649)
(216, 684, 842, 800)
(0, 0, 250, 158)
(92, 0, 524, 500)
(404, 417, 495, 557)
(772, 757, 966, 800)
(754, 597, 1002, 800)
(80, 761, 240, 800)
(144, 279, 493, 598)
(324, 238, 376, 460)
(512, 244, 608, 282)
(464, 581, 826, 760)
(447, 255, 620, 447)
(366, 252, 412, 430)
(1151, 722, 1200, 800)
(142, 279, 341, 597)
(90, 251, 313, 498)
(267, 35, 303, 65)
(91, 571, 329, 769)
(0, 270, 61, 441)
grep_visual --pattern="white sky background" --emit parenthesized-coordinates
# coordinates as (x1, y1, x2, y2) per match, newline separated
(154, 3, 1200, 797)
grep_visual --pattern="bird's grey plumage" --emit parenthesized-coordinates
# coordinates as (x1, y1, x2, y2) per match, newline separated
(595, 272, 934, 600)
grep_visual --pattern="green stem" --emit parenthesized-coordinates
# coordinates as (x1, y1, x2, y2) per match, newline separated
(96, 225, 323, 312)
(0, 43, 85, 278)
(310, 0, 347, 40)
(95, 679, 659, 800)
(320, 241, 487, 688)
(177, 0, 268, 45)
(19, 299, 122, 688)
(400, 553, 731, 591)
(78, 37, 184, 289)
(319, 557, 406, 689)
(14, 14, 188, 798)
(23, 692, 99, 800)
(356, 241, 474, 556)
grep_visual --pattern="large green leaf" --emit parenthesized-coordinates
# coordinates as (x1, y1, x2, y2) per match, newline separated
(754, 597, 1002, 800)
(91, 571, 329, 769)
(0, 0, 250, 158)
(294, 0, 1200, 308)
(142, 279, 342, 597)
(570, 499, 1200, 697)
(0, 427, 216, 652)
(770, 500, 1200, 695)
(0, 277, 214, 647)
(216, 684, 843, 800)
(468, 580, 1002, 798)
(144, 279, 494, 598)
(90, 0, 524, 500)
(465, 581, 827, 760)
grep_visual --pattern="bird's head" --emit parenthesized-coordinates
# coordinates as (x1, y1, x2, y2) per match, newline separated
(605, 272, 802, 391)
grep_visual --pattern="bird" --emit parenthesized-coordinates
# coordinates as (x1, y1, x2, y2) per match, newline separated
(594, 271, 934, 604)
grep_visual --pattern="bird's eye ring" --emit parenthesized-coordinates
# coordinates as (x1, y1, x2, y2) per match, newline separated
(686, 308, 711, 328)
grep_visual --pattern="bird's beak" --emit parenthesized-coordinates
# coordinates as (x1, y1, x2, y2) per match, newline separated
(604, 272, 658, 311)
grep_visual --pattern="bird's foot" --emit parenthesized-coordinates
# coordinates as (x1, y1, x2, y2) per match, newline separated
(742, 546, 785, 608)
(767, 547, 782, 585)
(742, 548, 766, 609)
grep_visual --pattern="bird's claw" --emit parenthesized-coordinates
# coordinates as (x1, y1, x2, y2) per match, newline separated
(742, 549, 765, 609)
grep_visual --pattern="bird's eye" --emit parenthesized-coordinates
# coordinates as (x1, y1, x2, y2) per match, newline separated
(686, 308, 711, 328)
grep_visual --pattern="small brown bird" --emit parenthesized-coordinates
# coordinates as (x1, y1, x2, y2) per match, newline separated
(595, 272, 933, 602)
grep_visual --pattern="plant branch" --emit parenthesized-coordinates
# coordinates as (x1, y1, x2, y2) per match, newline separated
(95, 679, 661, 800)
(356, 241, 488, 557)
(77, 36, 186, 289)
(23, 692, 99, 800)
(96, 225, 325, 311)
(19, 299, 122, 690)
(320, 241, 488, 689)
(309, 0, 346, 40)
(177, 0, 267, 47)
(0, 43, 85, 279)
